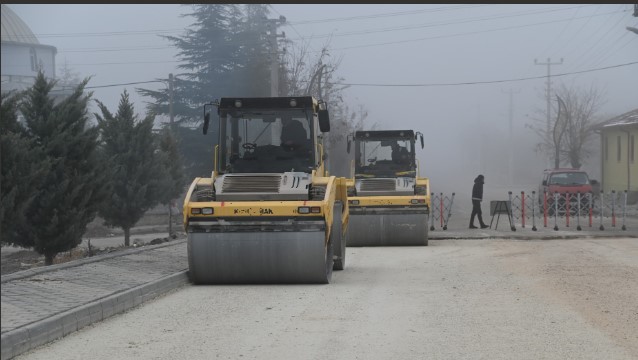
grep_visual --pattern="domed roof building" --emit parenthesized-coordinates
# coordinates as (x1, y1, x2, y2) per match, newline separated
(1, 4, 57, 94)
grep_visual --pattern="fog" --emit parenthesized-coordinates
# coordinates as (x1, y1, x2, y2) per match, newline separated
(7, 4, 638, 201)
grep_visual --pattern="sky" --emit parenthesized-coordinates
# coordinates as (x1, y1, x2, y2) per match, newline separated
(6, 4, 638, 198)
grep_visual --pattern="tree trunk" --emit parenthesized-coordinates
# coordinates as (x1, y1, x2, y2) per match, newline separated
(124, 227, 131, 247)
(168, 201, 173, 237)
(45, 253, 54, 266)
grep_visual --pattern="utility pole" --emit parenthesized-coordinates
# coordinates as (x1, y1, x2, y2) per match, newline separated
(501, 88, 520, 186)
(535, 57, 563, 167)
(477, 104, 483, 175)
(263, 16, 286, 97)
(168, 73, 174, 132)
(167, 73, 175, 236)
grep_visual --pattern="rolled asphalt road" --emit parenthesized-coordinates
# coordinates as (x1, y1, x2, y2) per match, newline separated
(2, 213, 637, 360)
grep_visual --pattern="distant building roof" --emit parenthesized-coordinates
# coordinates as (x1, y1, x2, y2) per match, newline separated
(1, 4, 39, 45)
(594, 109, 638, 131)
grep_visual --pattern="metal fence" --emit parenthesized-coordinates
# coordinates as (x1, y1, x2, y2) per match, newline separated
(429, 192, 455, 230)
(508, 190, 630, 231)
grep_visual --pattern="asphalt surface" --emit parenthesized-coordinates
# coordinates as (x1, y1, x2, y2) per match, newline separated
(1, 213, 637, 360)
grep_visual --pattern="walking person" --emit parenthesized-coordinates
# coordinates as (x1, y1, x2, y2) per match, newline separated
(470, 174, 489, 229)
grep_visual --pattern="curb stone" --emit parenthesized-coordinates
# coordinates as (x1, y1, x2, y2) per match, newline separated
(1, 271, 189, 360)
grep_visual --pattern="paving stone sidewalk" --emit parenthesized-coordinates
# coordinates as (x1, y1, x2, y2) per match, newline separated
(1, 240, 188, 360)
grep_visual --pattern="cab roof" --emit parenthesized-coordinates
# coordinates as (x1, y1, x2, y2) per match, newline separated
(354, 130, 415, 140)
(218, 96, 317, 110)
(543, 168, 587, 173)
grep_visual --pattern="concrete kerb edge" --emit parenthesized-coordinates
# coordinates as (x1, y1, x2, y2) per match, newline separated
(0, 270, 189, 360)
(1, 239, 187, 284)
(430, 233, 638, 241)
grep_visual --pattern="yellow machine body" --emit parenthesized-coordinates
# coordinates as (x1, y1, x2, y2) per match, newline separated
(183, 97, 349, 284)
(346, 130, 430, 246)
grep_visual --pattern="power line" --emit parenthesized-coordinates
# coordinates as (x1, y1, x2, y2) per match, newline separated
(47, 61, 636, 92)
(59, 45, 172, 53)
(545, 4, 603, 67)
(592, 33, 638, 68)
(538, 5, 582, 60)
(7, 5, 487, 40)
(329, 9, 627, 52)
(565, 5, 629, 72)
(333, 61, 637, 87)
(289, 5, 594, 42)
(50, 80, 165, 92)
(588, 28, 633, 68)
(15, 5, 488, 40)
(86, 80, 165, 89)
(17, 28, 184, 40)
(8, 5, 593, 46)
(269, 5, 318, 55)
(15, 5, 610, 58)
(285, 4, 488, 26)
(67, 60, 181, 66)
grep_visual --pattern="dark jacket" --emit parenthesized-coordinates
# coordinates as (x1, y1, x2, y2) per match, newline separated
(472, 174, 484, 201)
(281, 120, 307, 144)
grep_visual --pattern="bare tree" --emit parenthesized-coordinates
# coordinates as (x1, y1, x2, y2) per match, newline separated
(57, 58, 82, 90)
(558, 83, 607, 169)
(280, 38, 372, 177)
(527, 82, 607, 169)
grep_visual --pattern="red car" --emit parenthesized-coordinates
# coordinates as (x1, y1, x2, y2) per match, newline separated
(539, 168, 593, 215)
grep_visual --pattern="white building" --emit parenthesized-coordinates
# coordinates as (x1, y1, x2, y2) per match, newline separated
(1, 4, 57, 94)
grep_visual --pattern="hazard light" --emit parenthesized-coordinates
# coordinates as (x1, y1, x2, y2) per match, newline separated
(191, 207, 214, 215)
(298, 206, 321, 214)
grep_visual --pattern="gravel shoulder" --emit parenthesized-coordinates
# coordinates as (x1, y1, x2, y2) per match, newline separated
(14, 238, 638, 360)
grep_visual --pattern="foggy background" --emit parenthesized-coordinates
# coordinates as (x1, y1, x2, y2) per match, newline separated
(7, 4, 638, 204)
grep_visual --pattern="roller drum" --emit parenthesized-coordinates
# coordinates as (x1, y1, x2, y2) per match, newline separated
(187, 230, 331, 284)
(348, 210, 428, 246)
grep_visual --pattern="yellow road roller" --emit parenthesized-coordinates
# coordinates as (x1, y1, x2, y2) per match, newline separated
(183, 96, 349, 284)
(346, 130, 430, 246)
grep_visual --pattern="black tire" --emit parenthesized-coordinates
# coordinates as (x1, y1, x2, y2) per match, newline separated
(333, 227, 347, 270)
(424, 219, 429, 246)
(332, 201, 346, 271)
(186, 234, 202, 285)
(325, 233, 334, 283)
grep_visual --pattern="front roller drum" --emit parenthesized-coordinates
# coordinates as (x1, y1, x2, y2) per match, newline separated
(348, 213, 429, 246)
(188, 231, 333, 284)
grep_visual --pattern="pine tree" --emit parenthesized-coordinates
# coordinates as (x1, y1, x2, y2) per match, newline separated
(137, 4, 276, 180)
(0, 91, 49, 246)
(157, 128, 185, 236)
(18, 72, 105, 265)
(95, 90, 166, 246)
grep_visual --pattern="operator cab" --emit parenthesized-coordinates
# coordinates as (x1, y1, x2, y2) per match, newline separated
(207, 97, 327, 174)
(349, 130, 421, 178)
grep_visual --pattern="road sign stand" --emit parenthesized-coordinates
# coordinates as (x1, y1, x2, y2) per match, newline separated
(490, 200, 515, 231)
